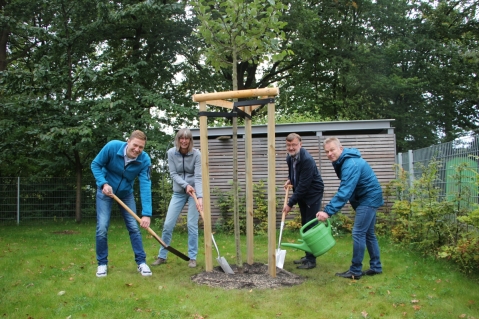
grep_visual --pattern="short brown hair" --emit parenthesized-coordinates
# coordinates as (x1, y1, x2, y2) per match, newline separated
(129, 130, 147, 142)
(286, 133, 302, 142)
(175, 128, 193, 153)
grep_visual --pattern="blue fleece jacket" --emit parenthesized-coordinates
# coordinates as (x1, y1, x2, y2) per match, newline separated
(324, 148, 383, 216)
(91, 140, 152, 216)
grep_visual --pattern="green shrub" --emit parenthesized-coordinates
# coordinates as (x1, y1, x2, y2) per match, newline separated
(386, 159, 479, 275)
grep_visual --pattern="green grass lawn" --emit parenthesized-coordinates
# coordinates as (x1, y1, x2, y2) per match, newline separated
(1, 219, 478, 319)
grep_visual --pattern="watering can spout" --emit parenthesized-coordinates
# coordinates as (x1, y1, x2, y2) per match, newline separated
(280, 242, 313, 254)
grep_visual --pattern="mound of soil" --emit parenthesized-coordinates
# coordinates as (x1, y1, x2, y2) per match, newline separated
(191, 262, 304, 290)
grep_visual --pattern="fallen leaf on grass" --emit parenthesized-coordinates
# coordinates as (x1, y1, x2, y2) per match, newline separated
(459, 314, 466, 318)
(58, 291, 66, 296)
(125, 283, 133, 287)
(411, 299, 419, 303)
(412, 305, 421, 311)
(361, 310, 368, 318)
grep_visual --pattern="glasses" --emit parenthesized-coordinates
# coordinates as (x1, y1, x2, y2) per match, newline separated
(286, 143, 300, 148)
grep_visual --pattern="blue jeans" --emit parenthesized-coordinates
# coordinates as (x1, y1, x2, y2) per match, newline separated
(95, 190, 147, 266)
(159, 192, 199, 260)
(350, 206, 382, 274)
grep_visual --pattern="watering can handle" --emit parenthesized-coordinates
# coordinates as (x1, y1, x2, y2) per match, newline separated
(300, 218, 331, 237)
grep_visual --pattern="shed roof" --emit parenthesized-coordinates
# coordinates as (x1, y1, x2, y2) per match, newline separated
(190, 119, 395, 138)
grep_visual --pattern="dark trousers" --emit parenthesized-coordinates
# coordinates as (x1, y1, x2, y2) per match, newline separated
(298, 195, 322, 263)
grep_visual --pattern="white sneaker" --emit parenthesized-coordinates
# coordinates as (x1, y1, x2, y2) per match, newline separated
(96, 265, 107, 278)
(137, 263, 152, 276)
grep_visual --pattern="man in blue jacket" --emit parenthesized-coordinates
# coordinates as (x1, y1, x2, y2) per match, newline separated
(91, 130, 153, 278)
(283, 133, 324, 269)
(317, 137, 383, 279)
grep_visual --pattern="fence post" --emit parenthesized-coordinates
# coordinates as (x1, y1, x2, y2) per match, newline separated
(17, 177, 20, 225)
(408, 150, 414, 188)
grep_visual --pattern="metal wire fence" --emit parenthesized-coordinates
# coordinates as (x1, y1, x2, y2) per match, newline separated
(0, 173, 171, 224)
(396, 136, 479, 204)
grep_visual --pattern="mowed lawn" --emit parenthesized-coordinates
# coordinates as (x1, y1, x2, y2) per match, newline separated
(0, 219, 478, 319)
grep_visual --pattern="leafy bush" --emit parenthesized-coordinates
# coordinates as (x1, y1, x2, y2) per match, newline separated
(385, 160, 479, 274)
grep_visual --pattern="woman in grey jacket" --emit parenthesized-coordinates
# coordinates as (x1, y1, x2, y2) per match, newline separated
(152, 128, 203, 268)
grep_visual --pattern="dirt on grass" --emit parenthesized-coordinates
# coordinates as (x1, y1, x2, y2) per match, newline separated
(191, 262, 304, 290)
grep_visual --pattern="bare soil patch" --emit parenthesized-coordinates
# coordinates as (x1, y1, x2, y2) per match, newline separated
(191, 262, 304, 290)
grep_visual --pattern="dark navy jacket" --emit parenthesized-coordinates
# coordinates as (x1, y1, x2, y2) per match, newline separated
(323, 148, 383, 215)
(287, 147, 324, 207)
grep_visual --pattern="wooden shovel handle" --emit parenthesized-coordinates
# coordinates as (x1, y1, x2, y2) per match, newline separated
(281, 185, 292, 223)
(112, 194, 190, 261)
(191, 192, 204, 220)
(112, 194, 168, 246)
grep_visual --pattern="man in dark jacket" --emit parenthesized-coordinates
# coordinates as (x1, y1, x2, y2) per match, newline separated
(317, 137, 383, 279)
(283, 133, 324, 269)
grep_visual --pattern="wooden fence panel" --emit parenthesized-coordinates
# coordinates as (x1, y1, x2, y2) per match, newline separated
(185, 134, 396, 225)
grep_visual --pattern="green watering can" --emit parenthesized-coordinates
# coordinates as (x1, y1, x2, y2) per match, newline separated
(281, 218, 336, 257)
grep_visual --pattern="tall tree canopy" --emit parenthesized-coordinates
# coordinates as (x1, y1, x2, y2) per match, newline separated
(1, 0, 478, 192)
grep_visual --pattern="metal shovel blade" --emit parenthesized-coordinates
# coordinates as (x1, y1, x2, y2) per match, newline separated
(211, 235, 234, 274)
(276, 220, 287, 269)
(276, 186, 291, 269)
(276, 248, 286, 269)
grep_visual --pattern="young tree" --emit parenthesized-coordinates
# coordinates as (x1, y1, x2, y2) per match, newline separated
(191, 0, 288, 268)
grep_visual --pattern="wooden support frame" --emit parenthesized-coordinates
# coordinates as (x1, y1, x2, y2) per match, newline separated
(192, 88, 280, 277)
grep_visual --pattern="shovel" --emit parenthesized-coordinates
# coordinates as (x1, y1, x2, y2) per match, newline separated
(276, 185, 292, 269)
(112, 194, 189, 261)
(192, 193, 234, 274)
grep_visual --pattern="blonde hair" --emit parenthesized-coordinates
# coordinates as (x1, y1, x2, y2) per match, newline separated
(175, 128, 193, 153)
(323, 137, 342, 147)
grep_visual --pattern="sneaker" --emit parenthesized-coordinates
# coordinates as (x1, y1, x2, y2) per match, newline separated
(138, 263, 152, 276)
(362, 269, 382, 276)
(151, 257, 167, 266)
(335, 270, 362, 279)
(188, 259, 197, 268)
(96, 265, 107, 278)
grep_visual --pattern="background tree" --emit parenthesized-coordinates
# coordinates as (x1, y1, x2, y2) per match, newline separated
(0, 0, 195, 221)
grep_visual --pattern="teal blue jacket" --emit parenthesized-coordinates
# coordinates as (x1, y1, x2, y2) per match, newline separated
(324, 148, 383, 216)
(91, 140, 152, 216)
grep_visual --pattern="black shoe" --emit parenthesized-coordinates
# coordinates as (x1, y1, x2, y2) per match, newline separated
(335, 270, 362, 279)
(293, 257, 307, 264)
(296, 261, 316, 269)
(362, 269, 382, 276)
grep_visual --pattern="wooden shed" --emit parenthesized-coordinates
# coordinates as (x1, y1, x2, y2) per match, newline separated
(190, 119, 396, 224)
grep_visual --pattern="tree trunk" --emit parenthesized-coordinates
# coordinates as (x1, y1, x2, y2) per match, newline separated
(75, 151, 82, 223)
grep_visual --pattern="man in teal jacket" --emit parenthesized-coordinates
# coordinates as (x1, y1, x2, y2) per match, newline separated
(91, 130, 153, 278)
(317, 137, 383, 279)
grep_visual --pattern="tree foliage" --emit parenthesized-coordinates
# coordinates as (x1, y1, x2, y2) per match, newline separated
(1, 0, 478, 199)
